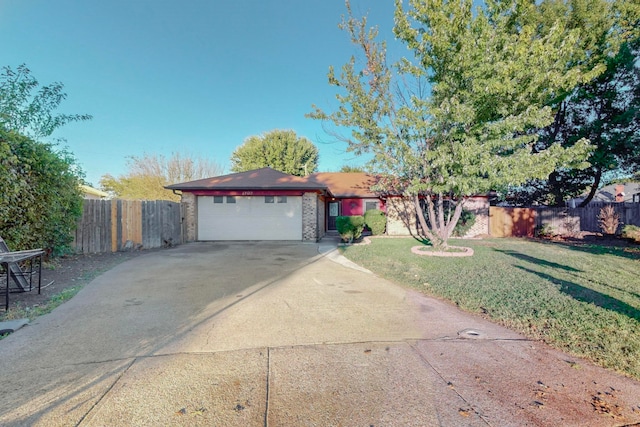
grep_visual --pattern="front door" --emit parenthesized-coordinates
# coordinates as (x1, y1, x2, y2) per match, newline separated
(328, 201, 340, 231)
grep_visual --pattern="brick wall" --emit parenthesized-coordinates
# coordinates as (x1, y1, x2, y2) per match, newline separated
(463, 196, 490, 237)
(181, 192, 197, 242)
(302, 192, 319, 242)
(386, 196, 418, 236)
(384, 195, 489, 238)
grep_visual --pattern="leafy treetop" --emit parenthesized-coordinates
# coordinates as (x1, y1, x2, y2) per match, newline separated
(230, 129, 319, 176)
(0, 64, 92, 139)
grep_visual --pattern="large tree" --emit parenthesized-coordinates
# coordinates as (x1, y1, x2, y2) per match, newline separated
(230, 129, 319, 176)
(512, 36, 639, 206)
(100, 152, 224, 201)
(308, 0, 623, 249)
(0, 65, 89, 254)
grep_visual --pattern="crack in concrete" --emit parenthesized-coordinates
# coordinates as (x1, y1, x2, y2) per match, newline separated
(409, 342, 493, 427)
(75, 357, 137, 427)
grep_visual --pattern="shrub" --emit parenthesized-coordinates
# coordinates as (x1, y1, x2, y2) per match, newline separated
(0, 130, 83, 254)
(364, 209, 386, 235)
(598, 205, 620, 235)
(452, 209, 476, 237)
(535, 223, 555, 238)
(621, 225, 640, 243)
(336, 215, 365, 243)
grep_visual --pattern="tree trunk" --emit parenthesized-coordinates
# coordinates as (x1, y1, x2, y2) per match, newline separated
(413, 194, 466, 249)
(578, 167, 603, 207)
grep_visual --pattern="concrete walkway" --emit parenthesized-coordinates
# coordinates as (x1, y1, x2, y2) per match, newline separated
(1, 240, 639, 426)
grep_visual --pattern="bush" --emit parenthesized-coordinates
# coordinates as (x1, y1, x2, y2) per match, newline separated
(598, 205, 620, 235)
(0, 130, 83, 254)
(452, 209, 476, 237)
(336, 215, 365, 243)
(535, 223, 556, 238)
(364, 209, 386, 235)
(621, 225, 640, 243)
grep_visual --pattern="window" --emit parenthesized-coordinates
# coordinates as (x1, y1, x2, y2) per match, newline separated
(226, 196, 236, 204)
(277, 196, 287, 203)
(264, 196, 274, 203)
(365, 201, 378, 211)
(213, 196, 224, 204)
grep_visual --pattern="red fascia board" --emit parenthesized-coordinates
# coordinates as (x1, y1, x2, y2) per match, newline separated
(189, 189, 318, 197)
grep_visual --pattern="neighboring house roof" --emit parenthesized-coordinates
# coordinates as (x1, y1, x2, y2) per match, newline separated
(570, 182, 640, 204)
(165, 167, 329, 192)
(310, 172, 379, 198)
(80, 184, 109, 199)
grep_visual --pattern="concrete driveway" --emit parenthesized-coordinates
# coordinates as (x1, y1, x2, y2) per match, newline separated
(1, 241, 640, 426)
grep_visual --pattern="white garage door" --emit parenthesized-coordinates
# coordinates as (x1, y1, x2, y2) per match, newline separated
(197, 195, 303, 241)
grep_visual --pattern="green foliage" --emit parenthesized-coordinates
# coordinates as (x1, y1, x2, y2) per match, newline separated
(0, 64, 90, 254)
(308, 0, 630, 248)
(364, 209, 386, 235)
(535, 223, 556, 239)
(451, 209, 475, 237)
(622, 225, 640, 243)
(0, 129, 83, 253)
(0, 64, 92, 138)
(336, 215, 365, 243)
(100, 152, 224, 201)
(340, 164, 366, 173)
(511, 34, 640, 206)
(343, 238, 640, 379)
(231, 129, 319, 176)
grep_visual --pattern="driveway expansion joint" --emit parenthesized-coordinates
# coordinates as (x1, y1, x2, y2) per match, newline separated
(76, 357, 138, 427)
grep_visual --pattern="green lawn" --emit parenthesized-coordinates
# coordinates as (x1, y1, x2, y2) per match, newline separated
(342, 237, 640, 380)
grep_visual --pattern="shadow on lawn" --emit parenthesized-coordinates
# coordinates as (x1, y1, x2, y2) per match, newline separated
(493, 249, 582, 272)
(516, 265, 640, 321)
(549, 240, 640, 261)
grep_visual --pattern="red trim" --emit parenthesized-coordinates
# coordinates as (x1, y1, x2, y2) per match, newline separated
(189, 189, 312, 197)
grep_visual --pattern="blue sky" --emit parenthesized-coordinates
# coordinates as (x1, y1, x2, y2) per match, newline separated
(0, 0, 398, 186)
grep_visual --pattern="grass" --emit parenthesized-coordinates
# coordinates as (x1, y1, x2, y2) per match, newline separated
(1, 285, 83, 322)
(342, 237, 640, 380)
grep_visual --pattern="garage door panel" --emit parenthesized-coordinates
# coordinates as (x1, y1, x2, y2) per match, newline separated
(197, 196, 302, 240)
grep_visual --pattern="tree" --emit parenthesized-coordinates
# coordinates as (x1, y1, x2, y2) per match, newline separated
(511, 36, 640, 206)
(0, 129, 83, 253)
(0, 64, 92, 138)
(309, 0, 604, 249)
(100, 152, 224, 201)
(340, 165, 366, 173)
(0, 65, 89, 254)
(230, 129, 319, 176)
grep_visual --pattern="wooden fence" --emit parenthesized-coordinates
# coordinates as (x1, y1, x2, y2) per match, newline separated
(73, 199, 183, 254)
(490, 202, 640, 237)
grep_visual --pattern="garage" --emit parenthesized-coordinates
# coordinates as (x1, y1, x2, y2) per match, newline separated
(166, 167, 329, 242)
(197, 195, 303, 241)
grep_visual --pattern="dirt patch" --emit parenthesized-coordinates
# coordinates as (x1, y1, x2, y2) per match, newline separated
(2, 249, 155, 318)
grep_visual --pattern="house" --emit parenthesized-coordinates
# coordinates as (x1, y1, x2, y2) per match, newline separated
(80, 184, 109, 200)
(310, 172, 383, 232)
(568, 183, 640, 206)
(166, 168, 329, 241)
(166, 167, 490, 242)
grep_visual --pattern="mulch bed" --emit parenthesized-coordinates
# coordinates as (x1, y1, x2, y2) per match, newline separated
(1, 250, 150, 316)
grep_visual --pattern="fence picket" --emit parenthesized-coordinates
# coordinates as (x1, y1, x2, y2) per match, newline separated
(73, 199, 182, 254)
(490, 202, 640, 237)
